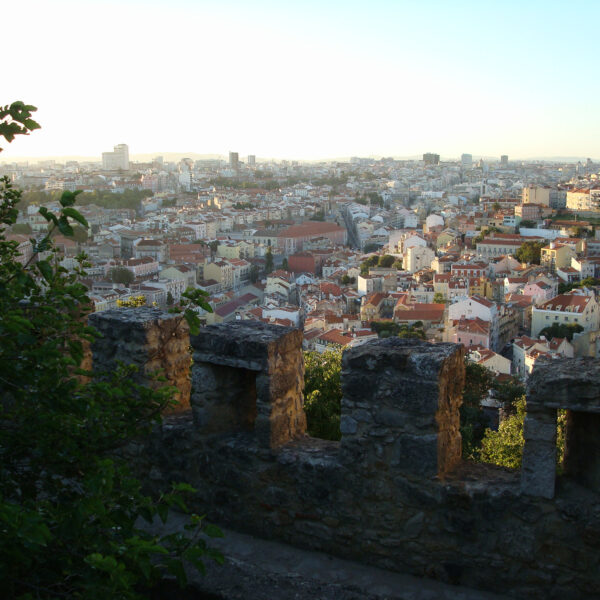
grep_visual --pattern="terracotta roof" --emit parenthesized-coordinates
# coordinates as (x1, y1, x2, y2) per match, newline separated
(538, 294, 590, 313)
(317, 330, 353, 346)
(454, 317, 490, 335)
(279, 222, 345, 238)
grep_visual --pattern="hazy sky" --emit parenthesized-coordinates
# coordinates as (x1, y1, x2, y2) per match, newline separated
(5, 0, 599, 160)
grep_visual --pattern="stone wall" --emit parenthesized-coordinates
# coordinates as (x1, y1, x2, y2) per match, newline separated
(89, 310, 600, 600)
(89, 307, 191, 411)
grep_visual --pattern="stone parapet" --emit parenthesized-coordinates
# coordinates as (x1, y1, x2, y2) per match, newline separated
(523, 357, 600, 498)
(85, 310, 600, 599)
(190, 321, 306, 448)
(340, 338, 465, 478)
(89, 307, 191, 411)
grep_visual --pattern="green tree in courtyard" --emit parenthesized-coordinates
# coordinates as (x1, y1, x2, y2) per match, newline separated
(515, 240, 545, 265)
(0, 103, 222, 599)
(378, 254, 395, 268)
(111, 265, 135, 285)
(539, 322, 584, 342)
(265, 246, 274, 274)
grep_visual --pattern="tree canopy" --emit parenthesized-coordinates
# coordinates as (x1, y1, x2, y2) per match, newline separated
(514, 240, 545, 264)
(539, 322, 584, 341)
(0, 103, 221, 598)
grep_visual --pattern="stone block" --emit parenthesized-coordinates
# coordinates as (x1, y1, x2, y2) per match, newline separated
(341, 338, 464, 478)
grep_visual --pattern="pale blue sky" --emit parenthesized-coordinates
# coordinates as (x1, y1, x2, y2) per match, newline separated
(5, 0, 599, 160)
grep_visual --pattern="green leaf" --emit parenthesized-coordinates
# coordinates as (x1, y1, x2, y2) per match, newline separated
(57, 216, 74, 236)
(59, 190, 76, 207)
(62, 206, 89, 228)
(37, 260, 53, 282)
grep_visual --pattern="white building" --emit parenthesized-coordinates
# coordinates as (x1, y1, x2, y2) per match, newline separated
(102, 143, 129, 171)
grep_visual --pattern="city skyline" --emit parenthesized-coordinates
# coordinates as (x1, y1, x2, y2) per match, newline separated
(5, 0, 600, 160)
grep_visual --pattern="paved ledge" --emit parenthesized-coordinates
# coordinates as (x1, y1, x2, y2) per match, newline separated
(155, 513, 509, 600)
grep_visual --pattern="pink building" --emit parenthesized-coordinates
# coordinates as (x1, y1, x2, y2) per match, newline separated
(451, 317, 491, 349)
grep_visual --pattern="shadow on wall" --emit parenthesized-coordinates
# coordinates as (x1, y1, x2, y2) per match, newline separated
(89, 309, 600, 600)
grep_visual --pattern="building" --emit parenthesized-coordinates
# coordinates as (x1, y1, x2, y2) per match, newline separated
(247, 155, 256, 167)
(423, 153, 440, 165)
(102, 143, 129, 170)
(522, 185, 551, 207)
(278, 222, 347, 254)
(461, 154, 473, 169)
(500, 155, 508, 167)
(512, 335, 574, 379)
(531, 292, 599, 338)
(448, 295, 499, 350)
(540, 242, 576, 273)
(229, 151, 239, 170)
(566, 188, 600, 212)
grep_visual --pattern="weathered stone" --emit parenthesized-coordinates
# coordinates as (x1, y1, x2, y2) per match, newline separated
(88, 310, 600, 600)
(341, 338, 464, 477)
(89, 307, 191, 411)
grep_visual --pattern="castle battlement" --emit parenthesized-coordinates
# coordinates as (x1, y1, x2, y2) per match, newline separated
(88, 309, 600, 599)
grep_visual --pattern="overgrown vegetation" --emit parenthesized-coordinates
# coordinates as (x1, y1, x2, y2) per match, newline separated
(303, 349, 342, 441)
(558, 276, 600, 295)
(0, 102, 221, 598)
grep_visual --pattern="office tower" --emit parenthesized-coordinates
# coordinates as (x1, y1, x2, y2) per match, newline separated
(500, 155, 508, 167)
(248, 155, 256, 167)
(102, 143, 129, 170)
(229, 151, 239, 169)
(461, 153, 472, 168)
(423, 153, 440, 165)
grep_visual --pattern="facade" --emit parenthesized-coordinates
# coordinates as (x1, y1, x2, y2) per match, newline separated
(423, 153, 440, 165)
(540, 243, 576, 272)
(102, 144, 129, 171)
(405, 245, 435, 274)
(531, 293, 599, 338)
(522, 185, 551, 207)
(448, 295, 499, 350)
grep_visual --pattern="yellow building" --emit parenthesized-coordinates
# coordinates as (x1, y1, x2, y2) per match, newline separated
(204, 260, 233, 289)
(540, 243, 576, 272)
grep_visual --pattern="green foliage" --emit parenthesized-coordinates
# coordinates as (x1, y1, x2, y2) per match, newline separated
(514, 240, 545, 264)
(166, 290, 174, 306)
(0, 101, 40, 151)
(282, 257, 289, 271)
(265, 246, 274, 274)
(303, 349, 342, 441)
(340, 274, 356, 285)
(359, 255, 379, 275)
(362, 243, 382, 253)
(377, 254, 395, 268)
(539, 322, 584, 341)
(460, 360, 494, 459)
(472, 226, 501, 246)
(519, 219, 537, 228)
(111, 265, 135, 285)
(0, 110, 220, 598)
(118, 294, 147, 307)
(480, 398, 526, 468)
(249, 264, 260, 283)
(558, 277, 600, 295)
(433, 292, 446, 304)
(168, 287, 213, 336)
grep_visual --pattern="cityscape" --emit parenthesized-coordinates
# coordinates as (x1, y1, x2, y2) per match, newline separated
(2, 0, 600, 598)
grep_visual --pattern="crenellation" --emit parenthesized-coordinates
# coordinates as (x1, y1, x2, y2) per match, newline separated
(89, 310, 600, 599)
